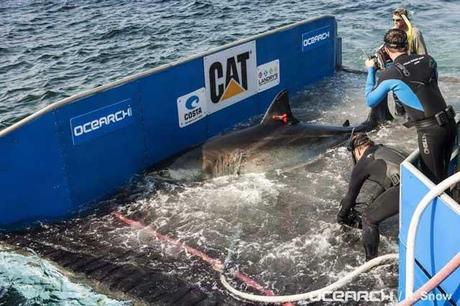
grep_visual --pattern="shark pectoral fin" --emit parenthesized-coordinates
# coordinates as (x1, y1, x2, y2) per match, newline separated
(260, 90, 299, 126)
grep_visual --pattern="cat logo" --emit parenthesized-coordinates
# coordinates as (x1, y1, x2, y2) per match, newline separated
(204, 41, 257, 114)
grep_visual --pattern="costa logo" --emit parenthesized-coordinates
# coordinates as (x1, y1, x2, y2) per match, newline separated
(185, 95, 200, 110)
(177, 88, 207, 128)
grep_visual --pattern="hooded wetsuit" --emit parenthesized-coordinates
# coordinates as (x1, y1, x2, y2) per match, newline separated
(338, 144, 407, 260)
(365, 53, 456, 183)
(409, 27, 427, 55)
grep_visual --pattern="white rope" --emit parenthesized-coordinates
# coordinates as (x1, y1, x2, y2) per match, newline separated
(405, 171, 460, 297)
(220, 253, 398, 303)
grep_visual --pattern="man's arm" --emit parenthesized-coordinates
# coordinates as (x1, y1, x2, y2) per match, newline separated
(364, 62, 392, 108)
(365, 65, 424, 112)
(337, 162, 369, 222)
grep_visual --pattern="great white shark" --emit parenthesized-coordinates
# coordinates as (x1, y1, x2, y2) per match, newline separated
(202, 90, 392, 177)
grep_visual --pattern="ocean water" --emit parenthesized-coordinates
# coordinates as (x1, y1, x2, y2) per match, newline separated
(1, 0, 460, 305)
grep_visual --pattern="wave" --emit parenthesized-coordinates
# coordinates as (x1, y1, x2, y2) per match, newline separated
(0, 60, 33, 73)
(98, 25, 145, 40)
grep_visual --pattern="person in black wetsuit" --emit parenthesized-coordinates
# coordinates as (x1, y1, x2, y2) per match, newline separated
(337, 133, 407, 260)
(364, 28, 456, 184)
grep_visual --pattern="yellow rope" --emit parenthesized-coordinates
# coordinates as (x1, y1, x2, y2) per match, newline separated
(401, 14, 414, 53)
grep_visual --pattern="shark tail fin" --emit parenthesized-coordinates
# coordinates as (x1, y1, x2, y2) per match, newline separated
(260, 90, 300, 125)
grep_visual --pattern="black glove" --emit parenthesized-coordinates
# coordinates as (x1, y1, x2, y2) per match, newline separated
(348, 208, 363, 229)
(337, 209, 349, 224)
(337, 199, 351, 224)
(337, 207, 362, 229)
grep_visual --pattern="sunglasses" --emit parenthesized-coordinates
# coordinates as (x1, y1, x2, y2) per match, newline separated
(393, 18, 403, 22)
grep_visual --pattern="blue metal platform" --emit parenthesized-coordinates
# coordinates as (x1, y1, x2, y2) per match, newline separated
(399, 150, 460, 304)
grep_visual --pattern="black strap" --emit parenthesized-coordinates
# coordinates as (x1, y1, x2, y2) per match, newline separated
(394, 61, 437, 87)
(404, 106, 455, 128)
(389, 173, 400, 186)
(395, 63, 410, 77)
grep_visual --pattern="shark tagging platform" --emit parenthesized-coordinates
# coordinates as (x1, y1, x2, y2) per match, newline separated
(1, 15, 460, 305)
(0, 15, 340, 229)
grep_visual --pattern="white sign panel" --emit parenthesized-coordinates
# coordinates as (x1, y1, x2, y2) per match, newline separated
(257, 59, 280, 92)
(204, 41, 257, 114)
(177, 88, 207, 128)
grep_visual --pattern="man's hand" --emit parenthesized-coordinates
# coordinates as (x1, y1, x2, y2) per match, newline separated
(337, 207, 362, 229)
(365, 58, 376, 69)
(337, 199, 349, 224)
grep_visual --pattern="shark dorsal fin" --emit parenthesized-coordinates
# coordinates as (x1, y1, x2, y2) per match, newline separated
(260, 90, 299, 125)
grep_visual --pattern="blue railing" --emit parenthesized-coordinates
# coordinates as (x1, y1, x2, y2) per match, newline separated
(399, 150, 460, 304)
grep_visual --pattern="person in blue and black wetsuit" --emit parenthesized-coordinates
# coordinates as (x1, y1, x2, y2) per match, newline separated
(337, 133, 407, 260)
(364, 28, 456, 184)
(391, 7, 428, 116)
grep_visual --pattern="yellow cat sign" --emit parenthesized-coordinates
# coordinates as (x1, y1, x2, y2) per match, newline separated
(204, 41, 257, 114)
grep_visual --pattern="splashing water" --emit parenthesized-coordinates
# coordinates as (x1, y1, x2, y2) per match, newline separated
(0, 247, 130, 305)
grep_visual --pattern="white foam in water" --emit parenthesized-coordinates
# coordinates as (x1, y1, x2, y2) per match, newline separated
(0, 248, 129, 305)
(117, 142, 397, 303)
(258, 222, 335, 269)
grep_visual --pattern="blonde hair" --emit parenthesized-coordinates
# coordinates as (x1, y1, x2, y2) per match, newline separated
(393, 8, 409, 19)
(392, 8, 414, 52)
